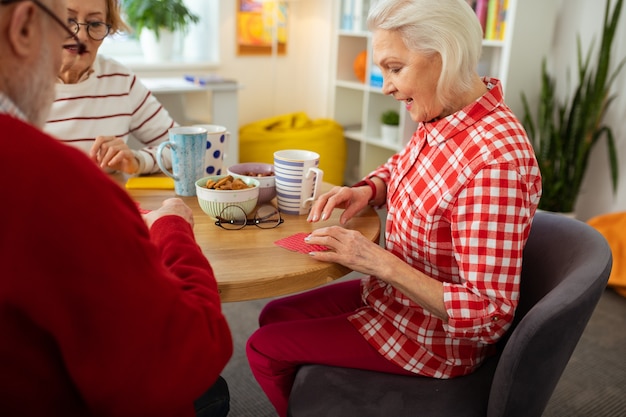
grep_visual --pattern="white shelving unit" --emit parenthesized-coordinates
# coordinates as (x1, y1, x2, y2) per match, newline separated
(330, 0, 559, 185)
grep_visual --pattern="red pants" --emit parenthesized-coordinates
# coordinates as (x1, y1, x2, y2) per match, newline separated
(246, 279, 414, 417)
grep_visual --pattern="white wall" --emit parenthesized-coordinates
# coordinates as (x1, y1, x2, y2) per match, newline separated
(549, 0, 626, 220)
(215, 0, 626, 220)
(217, 0, 334, 126)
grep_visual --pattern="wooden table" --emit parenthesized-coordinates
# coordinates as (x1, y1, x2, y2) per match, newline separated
(117, 176, 381, 302)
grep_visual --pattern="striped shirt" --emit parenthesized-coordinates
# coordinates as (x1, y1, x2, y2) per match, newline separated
(349, 78, 542, 378)
(44, 55, 175, 174)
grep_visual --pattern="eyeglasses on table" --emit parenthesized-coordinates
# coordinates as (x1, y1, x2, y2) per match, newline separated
(215, 204, 284, 230)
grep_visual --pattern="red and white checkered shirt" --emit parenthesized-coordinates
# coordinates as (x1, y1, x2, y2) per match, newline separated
(349, 78, 542, 378)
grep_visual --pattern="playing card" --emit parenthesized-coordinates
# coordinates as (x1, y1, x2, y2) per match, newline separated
(274, 232, 328, 254)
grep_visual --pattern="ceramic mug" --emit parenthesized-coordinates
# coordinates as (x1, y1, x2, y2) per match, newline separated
(193, 124, 230, 176)
(274, 149, 324, 215)
(157, 126, 207, 196)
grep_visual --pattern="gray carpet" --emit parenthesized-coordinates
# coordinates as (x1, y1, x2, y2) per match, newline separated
(543, 287, 626, 417)
(221, 283, 626, 417)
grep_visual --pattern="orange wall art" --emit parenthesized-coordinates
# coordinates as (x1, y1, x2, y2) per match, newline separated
(237, 0, 288, 56)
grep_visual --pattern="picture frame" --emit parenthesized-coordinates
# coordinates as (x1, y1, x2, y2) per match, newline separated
(237, 0, 288, 56)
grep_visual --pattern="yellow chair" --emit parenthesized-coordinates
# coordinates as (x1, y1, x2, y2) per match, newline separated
(239, 112, 346, 185)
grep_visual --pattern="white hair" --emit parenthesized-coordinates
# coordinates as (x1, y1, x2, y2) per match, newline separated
(367, 0, 483, 109)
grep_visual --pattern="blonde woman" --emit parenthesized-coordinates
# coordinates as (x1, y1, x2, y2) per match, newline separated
(45, 0, 175, 175)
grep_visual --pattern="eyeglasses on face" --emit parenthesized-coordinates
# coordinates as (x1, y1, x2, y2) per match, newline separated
(0, 0, 86, 54)
(215, 204, 284, 230)
(67, 19, 111, 41)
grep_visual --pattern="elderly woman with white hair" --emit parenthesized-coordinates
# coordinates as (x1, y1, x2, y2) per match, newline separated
(246, 1, 542, 416)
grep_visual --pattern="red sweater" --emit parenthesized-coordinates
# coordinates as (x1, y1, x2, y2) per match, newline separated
(0, 115, 233, 416)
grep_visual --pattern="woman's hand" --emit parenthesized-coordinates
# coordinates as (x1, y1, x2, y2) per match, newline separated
(142, 198, 194, 229)
(308, 225, 448, 320)
(307, 185, 371, 225)
(90, 136, 139, 174)
(305, 226, 391, 277)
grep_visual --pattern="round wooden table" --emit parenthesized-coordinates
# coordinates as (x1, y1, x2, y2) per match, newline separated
(117, 176, 381, 302)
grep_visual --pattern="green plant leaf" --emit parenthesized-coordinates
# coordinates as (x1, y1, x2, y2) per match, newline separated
(521, 0, 623, 212)
(122, 0, 200, 39)
(381, 110, 400, 125)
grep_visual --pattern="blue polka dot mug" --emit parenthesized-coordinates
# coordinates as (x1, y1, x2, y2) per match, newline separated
(193, 124, 230, 177)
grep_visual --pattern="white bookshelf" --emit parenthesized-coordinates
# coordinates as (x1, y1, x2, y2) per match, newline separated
(330, 0, 559, 185)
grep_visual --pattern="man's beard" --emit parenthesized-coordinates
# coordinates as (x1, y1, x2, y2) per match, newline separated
(17, 44, 56, 128)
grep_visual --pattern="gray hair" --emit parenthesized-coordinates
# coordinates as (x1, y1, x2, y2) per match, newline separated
(367, 0, 483, 108)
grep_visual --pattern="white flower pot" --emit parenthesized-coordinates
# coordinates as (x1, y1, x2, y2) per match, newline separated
(381, 124, 399, 144)
(140, 29, 175, 62)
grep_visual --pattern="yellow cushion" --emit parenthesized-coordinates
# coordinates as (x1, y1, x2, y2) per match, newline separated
(239, 112, 346, 185)
(587, 211, 626, 297)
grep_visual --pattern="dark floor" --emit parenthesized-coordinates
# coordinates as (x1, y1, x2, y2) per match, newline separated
(542, 288, 626, 417)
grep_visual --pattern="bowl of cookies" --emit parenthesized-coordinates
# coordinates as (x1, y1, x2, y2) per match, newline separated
(195, 175, 260, 219)
(227, 162, 276, 204)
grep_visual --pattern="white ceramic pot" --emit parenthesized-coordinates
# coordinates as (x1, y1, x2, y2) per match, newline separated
(381, 124, 399, 144)
(140, 29, 175, 62)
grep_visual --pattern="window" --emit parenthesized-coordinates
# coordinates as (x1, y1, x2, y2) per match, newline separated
(98, 0, 219, 69)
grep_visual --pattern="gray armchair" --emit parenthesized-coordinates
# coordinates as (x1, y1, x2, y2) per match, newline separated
(287, 211, 613, 417)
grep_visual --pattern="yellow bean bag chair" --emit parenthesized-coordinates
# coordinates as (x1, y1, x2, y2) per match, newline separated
(239, 112, 346, 185)
(587, 211, 626, 297)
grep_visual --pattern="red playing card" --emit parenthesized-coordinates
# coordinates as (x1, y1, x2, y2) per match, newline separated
(274, 232, 329, 254)
(135, 201, 151, 214)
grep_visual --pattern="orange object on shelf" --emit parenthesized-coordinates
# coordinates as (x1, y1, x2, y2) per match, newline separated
(353, 50, 367, 83)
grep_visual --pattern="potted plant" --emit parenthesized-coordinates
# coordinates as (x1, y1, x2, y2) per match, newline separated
(521, 0, 624, 214)
(381, 109, 400, 144)
(122, 0, 200, 61)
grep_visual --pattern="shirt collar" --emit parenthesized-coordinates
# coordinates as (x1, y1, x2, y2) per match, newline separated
(422, 77, 503, 146)
(0, 92, 28, 122)
(57, 67, 95, 84)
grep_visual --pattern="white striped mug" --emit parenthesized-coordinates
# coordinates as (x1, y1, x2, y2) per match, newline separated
(274, 149, 324, 215)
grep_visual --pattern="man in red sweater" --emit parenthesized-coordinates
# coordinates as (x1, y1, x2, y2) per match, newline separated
(0, 1, 233, 416)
